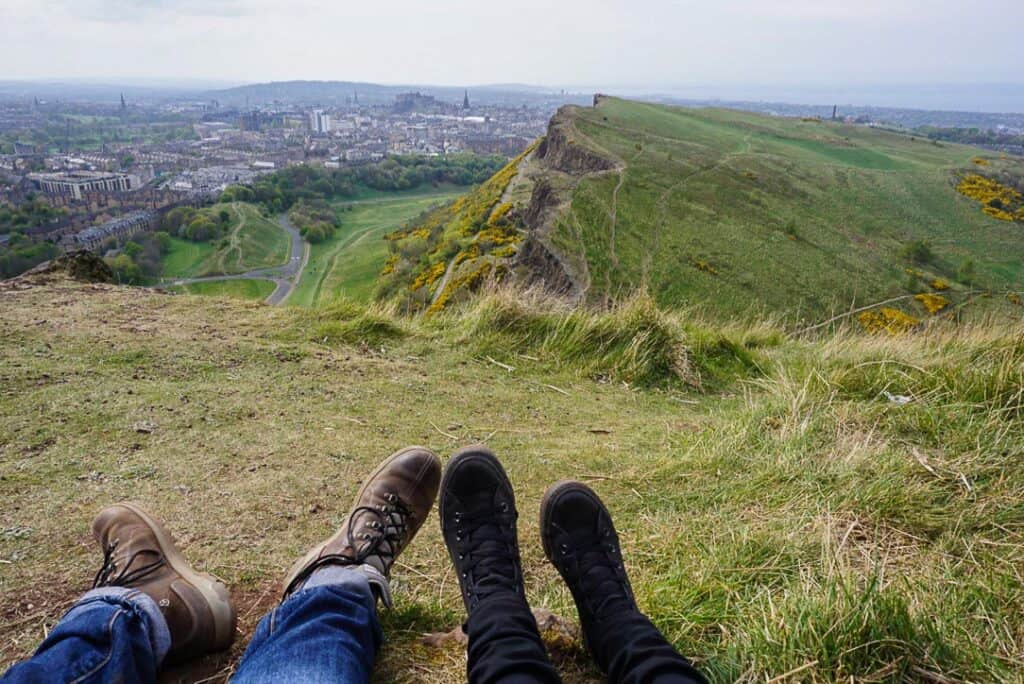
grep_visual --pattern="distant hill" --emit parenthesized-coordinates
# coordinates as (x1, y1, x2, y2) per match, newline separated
(380, 97, 1024, 324)
(205, 80, 590, 107)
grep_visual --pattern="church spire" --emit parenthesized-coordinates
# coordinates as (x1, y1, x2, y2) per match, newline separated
(463, 89, 470, 110)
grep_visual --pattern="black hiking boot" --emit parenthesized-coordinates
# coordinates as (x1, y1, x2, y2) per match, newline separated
(440, 445, 525, 612)
(540, 481, 637, 642)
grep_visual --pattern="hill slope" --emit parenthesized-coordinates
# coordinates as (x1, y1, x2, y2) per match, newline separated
(2, 274, 1023, 682)
(383, 97, 1024, 323)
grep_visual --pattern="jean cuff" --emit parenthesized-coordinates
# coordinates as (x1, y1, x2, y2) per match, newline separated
(301, 563, 391, 608)
(76, 587, 172, 664)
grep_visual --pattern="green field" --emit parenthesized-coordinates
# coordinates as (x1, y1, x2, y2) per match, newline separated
(161, 237, 215, 279)
(288, 188, 463, 307)
(161, 203, 290, 279)
(171, 278, 276, 301)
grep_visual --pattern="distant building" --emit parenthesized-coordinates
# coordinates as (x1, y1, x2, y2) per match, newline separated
(28, 170, 140, 201)
(393, 92, 440, 114)
(66, 210, 158, 252)
(240, 110, 261, 132)
(463, 90, 470, 110)
(309, 110, 331, 134)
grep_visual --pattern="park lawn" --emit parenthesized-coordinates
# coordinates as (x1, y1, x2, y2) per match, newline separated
(220, 204, 290, 275)
(289, 188, 462, 307)
(160, 203, 289, 279)
(162, 237, 215, 280)
(172, 279, 276, 301)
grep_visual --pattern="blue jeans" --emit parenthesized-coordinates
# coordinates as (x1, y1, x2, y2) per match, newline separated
(1, 569, 382, 684)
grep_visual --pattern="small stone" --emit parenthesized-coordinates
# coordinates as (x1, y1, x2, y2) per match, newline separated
(133, 421, 157, 434)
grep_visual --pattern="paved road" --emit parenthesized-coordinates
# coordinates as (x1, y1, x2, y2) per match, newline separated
(161, 214, 308, 306)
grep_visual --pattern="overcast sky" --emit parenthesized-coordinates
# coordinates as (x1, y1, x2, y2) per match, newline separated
(3, 0, 1022, 90)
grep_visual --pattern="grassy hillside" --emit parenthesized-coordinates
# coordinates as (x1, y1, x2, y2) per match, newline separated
(161, 203, 290, 279)
(382, 98, 1024, 324)
(171, 279, 277, 301)
(290, 188, 463, 307)
(2, 274, 1022, 682)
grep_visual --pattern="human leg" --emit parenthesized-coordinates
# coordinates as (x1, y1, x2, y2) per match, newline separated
(2, 503, 235, 683)
(540, 482, 707, 684)
(440, 445, 561, 684)
(232, 446, 441, 684)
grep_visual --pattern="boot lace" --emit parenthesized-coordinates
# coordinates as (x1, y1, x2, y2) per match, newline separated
(453, 495, 519, 607)
(283, 493, 412, 597)
(92, 539, 165, 588)
(554, 524, 631, 619)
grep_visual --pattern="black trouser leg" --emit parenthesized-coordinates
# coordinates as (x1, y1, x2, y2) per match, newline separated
(466, 593, 561, 684)
(588, 608, 706, 684)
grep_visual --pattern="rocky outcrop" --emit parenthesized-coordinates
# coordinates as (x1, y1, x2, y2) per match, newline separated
(516, 235, 579, 300)
(19, 250, 114, 283)
(535, 107, 617, 176)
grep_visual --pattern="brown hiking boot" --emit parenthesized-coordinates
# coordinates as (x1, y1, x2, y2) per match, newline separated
(282, 445, 442, 603)
(91, 503, 236, 665)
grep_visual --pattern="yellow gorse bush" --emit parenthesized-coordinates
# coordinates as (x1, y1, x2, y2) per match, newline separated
(957, 173, 1023, 222)
(915, 293, 949, 315)
(858, 307, 920, 335)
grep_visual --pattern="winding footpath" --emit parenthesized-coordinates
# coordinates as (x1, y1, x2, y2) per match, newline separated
(164, 214, 308, 306)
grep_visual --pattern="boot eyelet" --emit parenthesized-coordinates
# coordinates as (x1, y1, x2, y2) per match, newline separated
(500, 502, 509, 513)
(454, 512, 462, 522)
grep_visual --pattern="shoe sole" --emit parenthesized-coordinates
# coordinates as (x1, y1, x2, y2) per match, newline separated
(539, 480, 607, 564)
(117, 502, 236, 650)
(282, 445, 441, 593)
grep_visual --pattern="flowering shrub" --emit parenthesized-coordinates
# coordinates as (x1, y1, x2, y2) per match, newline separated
(381, 254, 399, 276)
(410, 261, 447, 292)
(957, 173, 1023, 222)
(1009, 292, 1022, 306)
(428, 262, 496, 314)
(690, 258, 718, 275)
(453, 244, 480, 267)
(929, 279, 949, 291)
(972, 157, 990, 166)
(915, 293, 949, 315)
(858, 308, 920, 335)
(382, 141, 539, 309)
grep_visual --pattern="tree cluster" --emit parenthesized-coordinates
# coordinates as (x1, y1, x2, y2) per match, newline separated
(226, 154, 506, 214)
(0, 197, 67, 235)
(161, 206, 233, 242)
(288, 200, 339, 244)
(105, 231, 172, 284)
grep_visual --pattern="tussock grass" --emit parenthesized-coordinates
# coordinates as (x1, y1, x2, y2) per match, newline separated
(309, 296, 410, 346)
(436, 288, 690, 386)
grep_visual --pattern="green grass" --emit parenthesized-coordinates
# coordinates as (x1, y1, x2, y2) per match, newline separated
(171, 279, 276, 301)
(160, 203, 290, 279)
(2, 277, 1022, 682)
(466, 97, 1024, 325)
(220, 204, 290, 274)
(289, 188, 463, 307)
(162, 237, 215, 279)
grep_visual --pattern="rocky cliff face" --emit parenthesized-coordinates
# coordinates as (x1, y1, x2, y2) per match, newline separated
(513, 107, 617, 302)
(534, 107, 617, 176)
